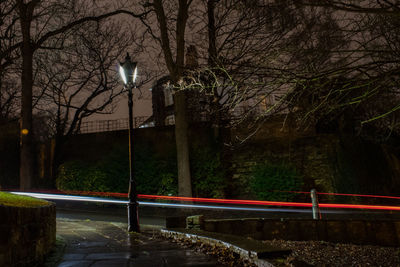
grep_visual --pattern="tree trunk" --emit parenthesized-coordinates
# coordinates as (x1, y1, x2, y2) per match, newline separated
(207, 0, 222, 141)
(19, 2, 35, 190)
(153, 0, 192, 197)
(19, 50, 34, 190)
(174, 90, 192, 197)
(207, 0, 217, 67)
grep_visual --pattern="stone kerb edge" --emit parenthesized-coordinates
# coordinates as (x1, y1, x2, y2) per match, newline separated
(160, 229, 273, 267)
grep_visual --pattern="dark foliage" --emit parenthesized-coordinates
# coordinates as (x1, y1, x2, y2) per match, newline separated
(250, 162, 303, 201)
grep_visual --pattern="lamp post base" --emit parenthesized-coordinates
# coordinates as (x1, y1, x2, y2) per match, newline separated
(127, 202, 140, 232)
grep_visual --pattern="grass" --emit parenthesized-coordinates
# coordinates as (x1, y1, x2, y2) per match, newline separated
(0, 191, 50, 207)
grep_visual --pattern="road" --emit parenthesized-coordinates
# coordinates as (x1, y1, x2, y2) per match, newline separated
(53, 199, 400, 226)
(12, 191, 400, 223)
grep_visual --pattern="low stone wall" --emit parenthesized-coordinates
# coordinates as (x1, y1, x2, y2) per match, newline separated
(203, 218, 400, 247)
(0, 203, 56, 266)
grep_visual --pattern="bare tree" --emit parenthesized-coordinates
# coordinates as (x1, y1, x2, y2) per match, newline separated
(299, 0, 400, 15)
(175, 1, 331, 139)
(0, 1, 20, 121)
(0, 75, 19, 121)
(283, 0, 400, 140)
(179, 0, 400, 142)
(33, 20, 138, 179)
(2, 0, 146, 189)
(136, 0, 194, 197)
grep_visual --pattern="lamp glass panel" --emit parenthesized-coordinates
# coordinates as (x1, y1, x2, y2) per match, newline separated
(119, 65, 127, 85)
(133, 66, 138, 83)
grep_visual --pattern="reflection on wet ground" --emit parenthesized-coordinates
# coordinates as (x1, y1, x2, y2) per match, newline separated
(56, 218, 224, 267)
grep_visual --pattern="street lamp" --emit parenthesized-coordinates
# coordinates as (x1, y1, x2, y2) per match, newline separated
(119, 53, 140, 232)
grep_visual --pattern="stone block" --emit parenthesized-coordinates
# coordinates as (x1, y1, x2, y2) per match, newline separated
(345, 221, 368, 244)
(203, 220, 216, 232)
(296, 220, 318, 241)
(284, 220, 302, 241)
(242, 161, 257, 167)
(1, 202, 56, 266)
(393, 221, 400, 245)
(232, 174, 241, 179)
(215, 220, 233, 234)
(200, 217, 400, 247)
(0, 226, 10, 244)
(239, 219, 263, 239)
(27, 223, 43, 240)
(372, 221, 398, 246)
(364, 221, 376, 243)
(326, 221, 347, 243)
(262, 220, 286, 240)
(230, 219, 245, 235)
(35, 239, 45, 256)
(316, 220, 327, 240)
(186, 215, 204, 230)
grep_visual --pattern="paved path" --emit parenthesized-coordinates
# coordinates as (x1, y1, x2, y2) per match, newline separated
(56, 218, 223, 267)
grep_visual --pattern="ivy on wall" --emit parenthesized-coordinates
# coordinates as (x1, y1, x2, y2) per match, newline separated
(250, 163, 303, 201)
(56, 144, 178, 195)
(190, 146, 226, 198)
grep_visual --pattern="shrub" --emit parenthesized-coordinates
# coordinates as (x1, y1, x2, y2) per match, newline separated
(56, 143, 229, 197)
(250, 163, 303, 201)
(56, 161, 111, 192)
(190, 146, 226, 198)
(158, 172, 178, 196)
(56, 144, 178, 194)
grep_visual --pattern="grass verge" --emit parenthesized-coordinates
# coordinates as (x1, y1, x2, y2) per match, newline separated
(0, 191, 49, 207)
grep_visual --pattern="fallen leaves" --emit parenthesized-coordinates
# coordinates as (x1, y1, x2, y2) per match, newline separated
(263, 239, 400, 266)
(164, 235, 256, 267)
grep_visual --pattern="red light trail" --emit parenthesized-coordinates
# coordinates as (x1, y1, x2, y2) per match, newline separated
(6, 189, 400, 212)
(273, 190, 400, 200)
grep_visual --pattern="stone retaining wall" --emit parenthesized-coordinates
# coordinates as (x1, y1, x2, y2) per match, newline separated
(0, 203, 56, 266)
(203, 218, 400, 247)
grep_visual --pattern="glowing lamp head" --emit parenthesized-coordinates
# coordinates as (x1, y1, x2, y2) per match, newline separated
(119, 53, 138, 85)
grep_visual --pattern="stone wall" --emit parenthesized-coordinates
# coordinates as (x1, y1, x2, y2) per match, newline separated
(30, 120, 400, 199)
(203, 218, 400, 246)
(228, 133, 400, 199)
(0, 203, 56, 266)
(57, 123, 214, 164)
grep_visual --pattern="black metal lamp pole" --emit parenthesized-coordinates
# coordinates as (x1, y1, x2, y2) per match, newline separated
(119, 53, 140, 232)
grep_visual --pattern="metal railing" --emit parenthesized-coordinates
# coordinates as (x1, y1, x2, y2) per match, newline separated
(77, 104, 277, 134)
(79, 117, 149, 134)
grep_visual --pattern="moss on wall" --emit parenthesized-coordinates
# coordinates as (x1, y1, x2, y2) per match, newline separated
(228, 134, 400, 201)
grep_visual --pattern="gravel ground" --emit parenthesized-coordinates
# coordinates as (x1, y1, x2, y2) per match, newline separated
(263, 239, 400, 266)
(163, 231, 400, 266)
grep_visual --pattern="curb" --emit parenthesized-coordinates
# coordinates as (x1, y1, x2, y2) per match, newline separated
(160, 229, 274, 267)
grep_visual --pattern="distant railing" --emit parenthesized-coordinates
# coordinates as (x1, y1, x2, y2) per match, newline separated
(77, 104, 277, 134)
(78, 117, 149, 134)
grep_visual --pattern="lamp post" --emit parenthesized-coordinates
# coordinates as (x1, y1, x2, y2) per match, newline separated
(119, 53, 140, 232)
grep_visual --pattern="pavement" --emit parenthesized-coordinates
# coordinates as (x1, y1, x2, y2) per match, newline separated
(48, 201, 297, 267)
(54, 218, 224, 267)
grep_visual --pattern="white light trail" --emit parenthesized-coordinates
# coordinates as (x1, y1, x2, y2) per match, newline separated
(11, 192, 356, 214)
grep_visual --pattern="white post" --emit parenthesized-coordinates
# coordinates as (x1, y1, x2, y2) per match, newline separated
(310, 189, 320, 220)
